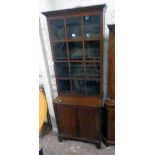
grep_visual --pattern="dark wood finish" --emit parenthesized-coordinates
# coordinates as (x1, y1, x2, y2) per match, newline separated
(108, 24, 115, 99)
(53, 96, 102, 148)
(56, 104, 77, 136)
(102, 99, 115, 145)
(42, 4, 106, 17)
(78, 106, 101, 140)
(53, 95, 102, 107)
(43, 5, 106, 149)
(102, 24, 115, 145)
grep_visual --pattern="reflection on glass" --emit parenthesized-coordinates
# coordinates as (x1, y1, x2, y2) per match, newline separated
(68, 42, 82, 59)
(86, 63, 100, 78)
(66, 17, 81, 39)
(70, 63, 84, 77)
(85, 41, 100, 60)
(86, 80, 100, 96)
(83, 15, 100, 39)
(50, 19, 65, 40)
(72, 80, 85, 94)
(55, 63, 69, 77)
(53, 42, 67, 60)
(58, 80, 71, 94)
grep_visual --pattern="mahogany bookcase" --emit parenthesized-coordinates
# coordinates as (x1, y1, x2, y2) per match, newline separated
(42, 4, 106, 149)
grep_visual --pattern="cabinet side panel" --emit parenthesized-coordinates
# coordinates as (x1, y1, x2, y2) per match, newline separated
(108, 30, 115, 99)
(106, 107, 115, 141)
(102, 103, 115, 144)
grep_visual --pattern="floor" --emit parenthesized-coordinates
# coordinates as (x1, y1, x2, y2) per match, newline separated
(40, 131, 115, 155)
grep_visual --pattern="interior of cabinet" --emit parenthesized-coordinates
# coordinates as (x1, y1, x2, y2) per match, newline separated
(48, 13, 103, 97)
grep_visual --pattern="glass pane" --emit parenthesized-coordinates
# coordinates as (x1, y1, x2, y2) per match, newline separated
(55, 63, 69, 78)
(66, 17, 81, 39)
(58, 80, 71, 94)
(49, 19, 65, 40)
(83, 15, 100, 39)
(70, 63, 84, 77)
(53, 42, 67, 60)
(86, 80, 100, 96)
(72, 80, 85, 94)
(84, 41, 100, 60)
(85, 63, 100, 78)
(68, 42, 82, 60)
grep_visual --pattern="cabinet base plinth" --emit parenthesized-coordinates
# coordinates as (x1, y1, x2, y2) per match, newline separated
(102, 136, 115, 146)
(58, 135, 101, 149)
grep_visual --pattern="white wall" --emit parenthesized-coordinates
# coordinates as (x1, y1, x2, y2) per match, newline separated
(39, 0, 115, 131)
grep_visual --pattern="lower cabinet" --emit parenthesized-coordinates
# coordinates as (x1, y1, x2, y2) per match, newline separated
(54, 103, 101, 149)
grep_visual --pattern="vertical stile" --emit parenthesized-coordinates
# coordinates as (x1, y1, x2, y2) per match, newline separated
(64, 18, 72, 94)
(81, 16, 87, 95)
(100, 12, 103, 97)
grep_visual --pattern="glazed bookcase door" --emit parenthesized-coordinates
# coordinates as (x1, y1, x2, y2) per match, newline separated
(86, 80, 100, 96)
(49, 14, 102, 96)
(66, 17, 82, 39)
(84, 40, 100, 60)
(68, 42, 83, 60)
(83, 15, 100, 39)
(85, 62, 100, 79)
(53, 42, 68, 60)
(55, 62, 69, 78)
(70, 62, 84, 78)
(58, 80, 71, 94)
(49, 19, 65, 40)
(72, 80, 85, 94)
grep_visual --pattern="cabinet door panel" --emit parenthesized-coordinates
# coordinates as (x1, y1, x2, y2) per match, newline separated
(83, 15, 100, 39)
(72, 80, 85, 95)
(78, 107, 100, 140)
(66, 17, 81, 39)
(49, 19, 65, 40)
(68, 42, 82, 60)
(84, 40, 100, 60)
(57, 105, 77, 136)
(86, 80, 100, 96)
